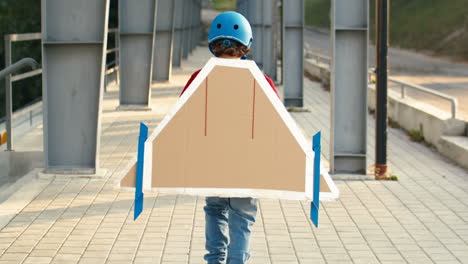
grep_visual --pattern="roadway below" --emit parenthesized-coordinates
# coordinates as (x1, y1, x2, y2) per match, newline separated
(305, 26, 468, 122)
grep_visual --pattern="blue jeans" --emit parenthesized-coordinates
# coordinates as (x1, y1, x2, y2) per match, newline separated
(204, 197, 258, 264)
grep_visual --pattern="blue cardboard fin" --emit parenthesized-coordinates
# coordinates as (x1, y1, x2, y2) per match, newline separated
(134, 122, 148, 220)
(310, 132, 321, 227)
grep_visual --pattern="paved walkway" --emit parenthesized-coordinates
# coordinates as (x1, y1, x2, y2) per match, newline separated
(0, 47, 467, 264)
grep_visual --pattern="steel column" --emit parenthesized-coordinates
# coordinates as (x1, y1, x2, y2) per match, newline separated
(245, 1, 263, 67)
(261, 0, 277, 80)
(181, 0, 191, 59)
(41, 0, 110, 172)
(330, 0, 369, 174)
(152, 0, 175, 81)
(192, 0, 201, 51)
(118, 0, 157, 106)
(236, 0, 248, 15)
(237, 0, 276, 79)
(114, 29, 120, 85)
(282, 0, 304, 107)
(375, 0, 389, 178)
(189, 0, 196, 53)
(172, 0, 184, 67)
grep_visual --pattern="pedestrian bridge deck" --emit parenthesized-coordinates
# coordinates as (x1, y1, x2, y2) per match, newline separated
(0, 47, 467, 264)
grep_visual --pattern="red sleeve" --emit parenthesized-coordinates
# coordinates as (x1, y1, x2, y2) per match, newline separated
(180, 69, 201, 97)
(264, 74, 280, 99)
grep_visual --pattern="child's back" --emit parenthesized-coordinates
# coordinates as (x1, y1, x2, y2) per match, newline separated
(180, 11, 278, 264)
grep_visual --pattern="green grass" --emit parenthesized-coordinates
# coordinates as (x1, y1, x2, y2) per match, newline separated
(211, 0, 236, 11)
(305, 0, 468, 61)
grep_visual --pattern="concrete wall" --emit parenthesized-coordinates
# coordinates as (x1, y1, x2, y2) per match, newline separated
(305, 59, 467, 168)
(366, 85, 465, 145)
(0, 151, 43, 197)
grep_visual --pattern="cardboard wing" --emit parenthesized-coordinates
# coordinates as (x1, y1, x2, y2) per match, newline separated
(118, 58, 339, 201)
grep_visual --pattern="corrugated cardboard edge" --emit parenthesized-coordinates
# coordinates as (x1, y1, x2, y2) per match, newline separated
(114, 155, 137, 190)
(117, 58, 339, 201)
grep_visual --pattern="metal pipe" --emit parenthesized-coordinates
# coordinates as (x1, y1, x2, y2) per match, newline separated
(308, 51, 459, 119)
(375, 0, 389, 179)
(389, 78, 458, 118)
(0, 58, 39, 80)
(1, 56, 39, 151)
(450, 98, 458, 119)
(8, 33, 42, 42)
(4, 36, 12, 151)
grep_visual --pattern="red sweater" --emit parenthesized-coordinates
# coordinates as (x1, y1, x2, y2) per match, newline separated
(180, 69, 280, 98)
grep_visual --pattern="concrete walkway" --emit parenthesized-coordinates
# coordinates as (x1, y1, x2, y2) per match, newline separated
(0, 47, 467, 264)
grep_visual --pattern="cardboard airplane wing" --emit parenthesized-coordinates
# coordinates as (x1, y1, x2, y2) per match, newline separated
(118, 58, 339, 201)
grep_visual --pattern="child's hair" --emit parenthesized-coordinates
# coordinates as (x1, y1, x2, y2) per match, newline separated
(209, 39, 250, 58)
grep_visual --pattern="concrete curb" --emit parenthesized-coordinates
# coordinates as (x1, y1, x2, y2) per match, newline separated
(0, 168, 51, 229)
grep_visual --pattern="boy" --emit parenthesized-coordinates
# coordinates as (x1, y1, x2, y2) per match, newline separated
(180, 12, 279, 264)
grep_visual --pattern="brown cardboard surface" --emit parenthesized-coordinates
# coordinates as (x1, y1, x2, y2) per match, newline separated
(320, 174, 331, 192)
(120, 64, 334, 195)
(152, 65, 305, 191)
(121, 162, 136, 187)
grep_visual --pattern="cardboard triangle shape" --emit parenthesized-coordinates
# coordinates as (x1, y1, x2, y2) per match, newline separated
(118, 58, 339, 201)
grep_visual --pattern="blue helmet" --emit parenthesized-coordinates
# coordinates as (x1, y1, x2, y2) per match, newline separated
(208, 11, 253, 54)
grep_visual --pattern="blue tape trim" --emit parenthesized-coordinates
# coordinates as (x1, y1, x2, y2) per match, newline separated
(134, 122, 148, 220)
(310, 131, 321, 227)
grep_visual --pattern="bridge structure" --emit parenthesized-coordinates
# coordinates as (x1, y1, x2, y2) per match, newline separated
(1, 1, 468, 263)
(5, 0, 360, 177)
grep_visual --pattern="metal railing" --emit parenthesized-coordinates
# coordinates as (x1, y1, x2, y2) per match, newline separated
(305, 52, 331, 66)
(0, 58, 39, 80)
(367, 68, 458, 119)
(105, 28, 119, 89)
(305, 51, 459, 119)
(1, 58, 39, 151)
(3, 33, 42, 151)
(2, 29, 119, 151)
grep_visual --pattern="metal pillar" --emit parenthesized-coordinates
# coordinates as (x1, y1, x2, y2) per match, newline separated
(236, 0, 248, 15)
(197, 0, 202, 48)
(262, 0, 277, 80)
(282, 0, 304, 107)
(181, 0, 191, 59)
(172, 0, 184, 67)
(152, 0, 175, 81)
(375, 0, 389, 179)
(189, 0, 195, 53)
(118, 0, 157, 106)
(190, 0, 200, 51)
(236, 0, 276, 79)
(41, 0, 110, 172)
(244, 1, 263, 67)
(330, 0, 369, 174)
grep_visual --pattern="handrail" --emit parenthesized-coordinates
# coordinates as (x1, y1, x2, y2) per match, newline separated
(0, 58, 39, 80)
(390, 78, 458, 119)
(368, 68, 458, 119)
(305, 51, 459, 119)
(3, 29, 119, 151)
(1, 58, 39, 151)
